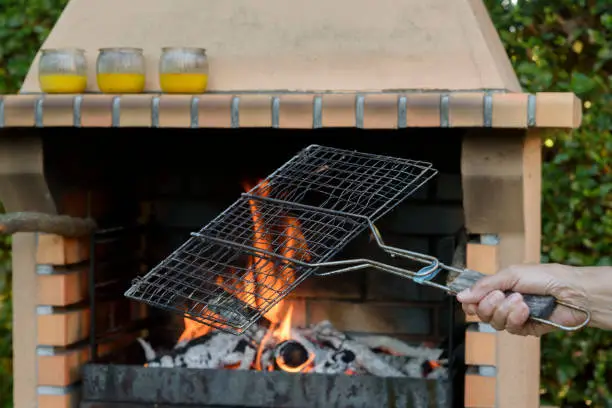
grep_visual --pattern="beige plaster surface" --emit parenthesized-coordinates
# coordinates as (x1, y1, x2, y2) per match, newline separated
(21, 0, 522, 93)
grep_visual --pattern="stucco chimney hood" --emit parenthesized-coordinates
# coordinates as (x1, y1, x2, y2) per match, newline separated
(23, 0, 524, 93)
(2, 0, 581, 129)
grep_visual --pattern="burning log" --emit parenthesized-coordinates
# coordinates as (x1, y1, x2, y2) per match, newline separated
(274, 340, 313, 372)
(0, 212, 97, 237)
(307, 321, 405, 377)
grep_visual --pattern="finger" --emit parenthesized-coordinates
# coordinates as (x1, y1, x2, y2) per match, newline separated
(475, 290, 506, 323)
(457, 268, 520, 303)
(462, 303, 477, 315)
(506, 301, 530, 335)
(490, 292, 523, 331)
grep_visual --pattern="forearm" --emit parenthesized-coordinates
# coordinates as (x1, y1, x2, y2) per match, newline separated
(576, 266, 612, 330)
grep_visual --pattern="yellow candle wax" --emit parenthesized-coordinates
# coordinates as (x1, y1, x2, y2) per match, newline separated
(97, 73, 146, 93)
(39, 74, 87, 94)
(160, 73, 208, 94)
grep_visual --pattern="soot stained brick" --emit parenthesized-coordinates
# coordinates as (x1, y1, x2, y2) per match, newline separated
(380, 204, 465, 235)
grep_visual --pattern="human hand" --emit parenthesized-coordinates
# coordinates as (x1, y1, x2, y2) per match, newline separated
(456, 263, 588, 336)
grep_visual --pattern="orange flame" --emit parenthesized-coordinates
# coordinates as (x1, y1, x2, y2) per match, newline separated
(272, 304, 315, 373)
(177, 318, 214, 344)
(275, 303, 294, 342)
(175, 179, 313, 375)
(243, 180, 284, 320)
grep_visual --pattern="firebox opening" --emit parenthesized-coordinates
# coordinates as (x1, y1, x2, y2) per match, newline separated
(38, 127, 470, 407)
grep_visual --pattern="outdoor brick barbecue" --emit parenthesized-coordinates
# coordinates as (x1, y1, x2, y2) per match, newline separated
(0, 0, 582, 407)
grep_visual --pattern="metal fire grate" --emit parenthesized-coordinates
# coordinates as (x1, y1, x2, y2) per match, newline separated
(125, 145, 438, 334)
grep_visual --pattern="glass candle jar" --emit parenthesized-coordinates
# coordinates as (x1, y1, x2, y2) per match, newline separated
(96, 48, 146, 93)
(38, 48, 88, 93)
(159, 47, 209, 93)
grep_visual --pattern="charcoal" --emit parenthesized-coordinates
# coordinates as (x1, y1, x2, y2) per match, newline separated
(137, 319, 447, 379)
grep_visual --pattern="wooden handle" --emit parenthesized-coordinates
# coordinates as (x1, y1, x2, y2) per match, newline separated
(447, 268, 556, 320)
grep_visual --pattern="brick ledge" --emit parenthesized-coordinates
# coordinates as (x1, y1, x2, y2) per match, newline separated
(0, 91, 581, 129)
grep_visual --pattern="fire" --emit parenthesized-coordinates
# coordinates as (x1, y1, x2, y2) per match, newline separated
(175, 179, 314, 373)
(177, 318, 214, 344)
(270, 304, 315, 373)
(242, 180, 276, 312)
(276, 303, 294, 342)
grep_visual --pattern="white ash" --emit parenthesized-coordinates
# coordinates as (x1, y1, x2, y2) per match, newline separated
(140, 320, 448, 379)
(137, 338, 156, 361)
(238, 346, 257, 370)
(313, 349, 362, 375)
(352, 335, 444, 361)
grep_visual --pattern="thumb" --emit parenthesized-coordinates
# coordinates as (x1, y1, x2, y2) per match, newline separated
(456, 269, 519, 303)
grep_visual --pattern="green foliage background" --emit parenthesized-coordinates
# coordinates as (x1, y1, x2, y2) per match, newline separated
(0, 2, 69, 407)
(484, 1, 612, 406)
(0, 0, 610, 407)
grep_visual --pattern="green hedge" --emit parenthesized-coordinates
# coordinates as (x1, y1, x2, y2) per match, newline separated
(0, 0, 67, 93)
(0, 1, 611, 407)
(0, 2, 69, 406)
(485, 1, 612, 406)
(0, 202, 11, 408)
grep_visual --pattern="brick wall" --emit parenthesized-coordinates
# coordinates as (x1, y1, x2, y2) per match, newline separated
(32, 190, 148, 408)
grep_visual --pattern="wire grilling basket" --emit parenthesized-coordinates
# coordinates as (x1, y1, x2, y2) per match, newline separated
(125, 145, 590, 335)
